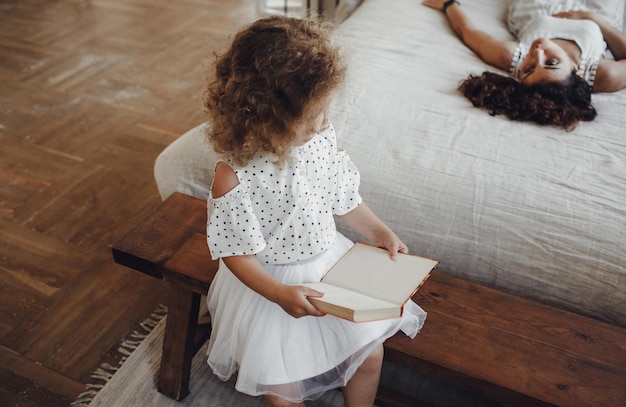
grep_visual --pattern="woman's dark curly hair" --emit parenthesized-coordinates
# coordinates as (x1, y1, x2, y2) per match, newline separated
(458, 71, 596, 130)
(203, 16, 346, 166)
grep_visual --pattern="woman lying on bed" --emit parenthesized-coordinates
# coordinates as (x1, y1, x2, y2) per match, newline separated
(423, 0, 626, 129)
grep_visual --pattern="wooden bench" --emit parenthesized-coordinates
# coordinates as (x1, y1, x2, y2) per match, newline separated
(112, 192, 626, 406)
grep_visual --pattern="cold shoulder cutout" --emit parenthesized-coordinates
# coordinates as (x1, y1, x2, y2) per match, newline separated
(212, 161, 239, 198)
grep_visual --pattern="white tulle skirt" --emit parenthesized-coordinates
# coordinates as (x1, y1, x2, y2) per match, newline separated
(205, 232, 427, 402)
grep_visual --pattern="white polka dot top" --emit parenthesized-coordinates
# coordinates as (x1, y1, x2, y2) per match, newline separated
(207, 123, 362, 265)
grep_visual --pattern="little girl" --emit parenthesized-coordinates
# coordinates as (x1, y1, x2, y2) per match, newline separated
(203, 15, 426, 407)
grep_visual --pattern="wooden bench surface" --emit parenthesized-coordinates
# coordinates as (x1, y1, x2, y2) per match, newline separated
(113, 192, 626, 406)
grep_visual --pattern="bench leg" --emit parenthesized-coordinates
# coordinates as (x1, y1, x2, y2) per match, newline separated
(157, 285, 201, 400)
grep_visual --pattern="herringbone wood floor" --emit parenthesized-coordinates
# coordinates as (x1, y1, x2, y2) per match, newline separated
(0, 1, 257, 405)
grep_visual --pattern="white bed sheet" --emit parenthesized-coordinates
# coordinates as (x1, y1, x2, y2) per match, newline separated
(329, 0, 626, 326)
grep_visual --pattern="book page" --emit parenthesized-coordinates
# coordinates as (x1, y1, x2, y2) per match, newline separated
(322, 243, 437, 305)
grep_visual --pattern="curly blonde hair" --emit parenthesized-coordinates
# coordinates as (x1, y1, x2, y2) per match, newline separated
(204, 16, 346, 166)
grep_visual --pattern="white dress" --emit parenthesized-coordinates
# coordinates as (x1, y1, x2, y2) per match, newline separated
(205, 123, 427, 402)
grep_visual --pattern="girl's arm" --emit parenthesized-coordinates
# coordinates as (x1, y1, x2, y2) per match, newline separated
(337, 203, 408, 260)
(212, 162, 324, 318)
(422, 0, 516, 71)
(554, 11, 626, 92)
(222, 255, 325, 318)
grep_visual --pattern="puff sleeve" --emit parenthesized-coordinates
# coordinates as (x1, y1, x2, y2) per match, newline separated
(207, 183, 266, 259)
(332, 147, 362, 216)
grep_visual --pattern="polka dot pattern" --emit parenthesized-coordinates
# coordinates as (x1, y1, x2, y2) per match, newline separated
(207, 123, 362, 264)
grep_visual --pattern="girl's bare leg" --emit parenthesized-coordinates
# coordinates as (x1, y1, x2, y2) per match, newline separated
(264, 395, 305, 407)
(342, 344, 384, 407)
(264, 344, 384, 407)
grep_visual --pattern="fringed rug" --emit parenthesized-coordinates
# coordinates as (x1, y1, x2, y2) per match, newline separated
(71, 305, 502, 407)
(70, 306, 345, 407)
(70, 304, 169, 407)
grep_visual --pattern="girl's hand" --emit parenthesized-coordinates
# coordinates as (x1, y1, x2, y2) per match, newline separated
(273, 284, 326, 318)
(338, 203, 408, 260)
(422, 0, 448, 12)
(375, 231, 409, 261)
(222, 255, 326, 318)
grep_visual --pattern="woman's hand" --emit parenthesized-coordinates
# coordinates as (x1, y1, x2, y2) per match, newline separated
(553, 10, 596, 22)
(555, 9, 626, 72)
(273, 284, 327, 318)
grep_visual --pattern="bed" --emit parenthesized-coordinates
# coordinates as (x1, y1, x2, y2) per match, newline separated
(154, 0, 626, 328)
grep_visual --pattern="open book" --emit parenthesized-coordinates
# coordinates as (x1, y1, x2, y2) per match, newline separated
(304, 242, 438, 322)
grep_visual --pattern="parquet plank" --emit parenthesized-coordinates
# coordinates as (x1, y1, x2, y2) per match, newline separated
(0, 0, 257, 404)
(15, 262, 168, 379)
(0, 218, 91, 305)
(0, 345, 85, 400)
(0, 40, 56, 80)
(0, 367, 73, 407)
